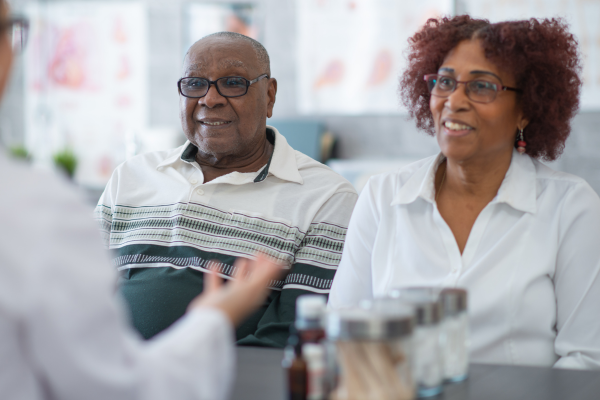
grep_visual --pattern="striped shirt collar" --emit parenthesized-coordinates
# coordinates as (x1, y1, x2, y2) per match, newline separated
(156, 125, 304, 185)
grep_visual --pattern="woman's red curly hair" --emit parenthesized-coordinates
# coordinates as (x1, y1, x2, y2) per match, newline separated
(400, 15, 582, 161)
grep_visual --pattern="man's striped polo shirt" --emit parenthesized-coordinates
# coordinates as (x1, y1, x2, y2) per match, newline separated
(94, 126, 358, 347)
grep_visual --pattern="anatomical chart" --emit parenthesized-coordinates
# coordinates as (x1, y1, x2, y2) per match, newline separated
(24, 2, 148, 188)
(297, 0, 453, 115)
(463, 0, 600, 110)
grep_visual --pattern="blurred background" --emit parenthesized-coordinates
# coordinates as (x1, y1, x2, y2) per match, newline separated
(1, 0, 600, 200)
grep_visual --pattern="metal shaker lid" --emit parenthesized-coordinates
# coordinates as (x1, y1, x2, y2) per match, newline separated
(388, 287, 443, 325)
(440, 288, 467, 316)
(326, 305, 414, 341)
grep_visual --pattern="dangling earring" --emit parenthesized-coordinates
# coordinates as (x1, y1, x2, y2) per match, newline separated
(517, 129, 526, 154)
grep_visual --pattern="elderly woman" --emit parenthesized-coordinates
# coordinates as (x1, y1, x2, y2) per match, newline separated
(329, 16, 600, 369)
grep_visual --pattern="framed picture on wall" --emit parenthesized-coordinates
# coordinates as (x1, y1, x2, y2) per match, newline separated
(23, 1, 148, 188)
(463, 0, 600, 111)
(183, 2, 262, 56)
(297, 0, 454, 115)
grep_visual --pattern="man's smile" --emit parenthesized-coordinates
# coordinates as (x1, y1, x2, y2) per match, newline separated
(198, 118, 233, 127)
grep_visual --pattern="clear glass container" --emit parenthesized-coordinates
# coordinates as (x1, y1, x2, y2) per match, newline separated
(412, 324, 443, 397)
(440, 288, 469, 382)
(389, 288, 444, 398)
(326, 306, 415, 400)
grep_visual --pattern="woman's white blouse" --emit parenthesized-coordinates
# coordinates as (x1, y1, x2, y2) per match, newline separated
(329, 150, 600, 369)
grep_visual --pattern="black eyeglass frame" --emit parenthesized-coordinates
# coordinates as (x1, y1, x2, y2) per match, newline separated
(0, 16, 29, 54)
(177, 73, 270, 99)
(423, 74, 522, 104)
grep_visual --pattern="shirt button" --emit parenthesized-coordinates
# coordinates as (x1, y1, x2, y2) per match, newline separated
(452, 268, 458, 273)
(190, 178, 198, 184)
(195, 188, 204, 196)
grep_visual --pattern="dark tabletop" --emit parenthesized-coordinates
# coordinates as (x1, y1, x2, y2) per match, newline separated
(231, 347, 600, 400)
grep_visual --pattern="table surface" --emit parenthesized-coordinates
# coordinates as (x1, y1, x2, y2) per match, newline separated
(231, 347, 600, 400)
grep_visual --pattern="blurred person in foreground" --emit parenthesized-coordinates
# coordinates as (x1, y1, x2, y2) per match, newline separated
(95, 33, 357, 346)
(329, 16, 600, 369)
(0, 4, 283, 400)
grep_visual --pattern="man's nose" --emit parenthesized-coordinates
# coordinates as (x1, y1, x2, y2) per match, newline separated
(199, 84, 227, 108)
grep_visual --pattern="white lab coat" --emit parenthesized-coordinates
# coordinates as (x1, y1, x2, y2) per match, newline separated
(0, 153, 234, 400)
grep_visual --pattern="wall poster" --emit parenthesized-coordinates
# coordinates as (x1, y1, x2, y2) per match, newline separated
(297, 0, 454, 115)
(24, 2, 148, 188)
(183, 2, 260, 55)
(463, 0, 600, 110)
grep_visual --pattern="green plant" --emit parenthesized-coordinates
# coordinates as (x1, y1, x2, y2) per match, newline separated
(8, 145, 29, 160)
(53, 148, 78, 179)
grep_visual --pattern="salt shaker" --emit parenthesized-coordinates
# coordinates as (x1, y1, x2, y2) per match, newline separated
(390, 288, 443, 398)
(439, 288, 469, 382)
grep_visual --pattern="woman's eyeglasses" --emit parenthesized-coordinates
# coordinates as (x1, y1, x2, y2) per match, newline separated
(1, 17, 29, 54)
(178, 74, 269, 99)
(424, 74, 522, 104)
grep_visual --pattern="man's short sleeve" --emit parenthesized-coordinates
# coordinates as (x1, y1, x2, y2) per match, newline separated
(94, 170, 118, 248)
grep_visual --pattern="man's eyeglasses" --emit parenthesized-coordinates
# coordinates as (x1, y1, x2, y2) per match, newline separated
(424, 74, 522, 104)
(178, 74, 269, 99)
(1, 17, 29, 54)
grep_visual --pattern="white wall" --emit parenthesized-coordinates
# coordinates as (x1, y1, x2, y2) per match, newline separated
(2, 0, 600, 192)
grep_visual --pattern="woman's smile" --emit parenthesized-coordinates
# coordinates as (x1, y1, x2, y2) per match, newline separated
(441, 119, 475, 137)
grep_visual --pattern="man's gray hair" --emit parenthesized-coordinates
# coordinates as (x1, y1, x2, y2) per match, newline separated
(201, 32, 271, 76)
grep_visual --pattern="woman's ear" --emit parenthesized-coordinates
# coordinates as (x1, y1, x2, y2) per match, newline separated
(517, 114, 529, 132)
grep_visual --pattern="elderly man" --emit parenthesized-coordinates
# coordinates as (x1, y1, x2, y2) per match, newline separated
(95, 32, 357, 347)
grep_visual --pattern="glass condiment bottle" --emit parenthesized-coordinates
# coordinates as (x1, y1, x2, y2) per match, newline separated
(326, 305, 415, 400)
(440, 288, 469, 382)
(283, 333, 308, 400)
(283, 295, 327, 400)
(390, 288, 444, 398)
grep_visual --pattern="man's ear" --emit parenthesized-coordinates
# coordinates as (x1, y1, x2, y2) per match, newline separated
(266, 78, 277, 118)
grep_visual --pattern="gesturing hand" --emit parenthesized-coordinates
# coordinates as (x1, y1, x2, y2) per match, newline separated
(187, 253, 285, 327)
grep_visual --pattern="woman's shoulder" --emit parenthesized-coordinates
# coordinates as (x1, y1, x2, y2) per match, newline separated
(533, 159, 593, 189)
(531, 158, 600, 206)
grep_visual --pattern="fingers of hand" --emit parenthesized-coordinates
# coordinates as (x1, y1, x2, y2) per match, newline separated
(232, 257, 251, 279)
(203, 269, 223, 293)
(251, 253, 286, 285)
(204, 259, 225, 292)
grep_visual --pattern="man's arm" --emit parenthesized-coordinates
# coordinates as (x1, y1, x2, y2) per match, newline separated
(236, 191, 358, 348)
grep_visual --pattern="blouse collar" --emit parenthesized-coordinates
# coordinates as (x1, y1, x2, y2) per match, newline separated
(391, 149, 537, 214)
